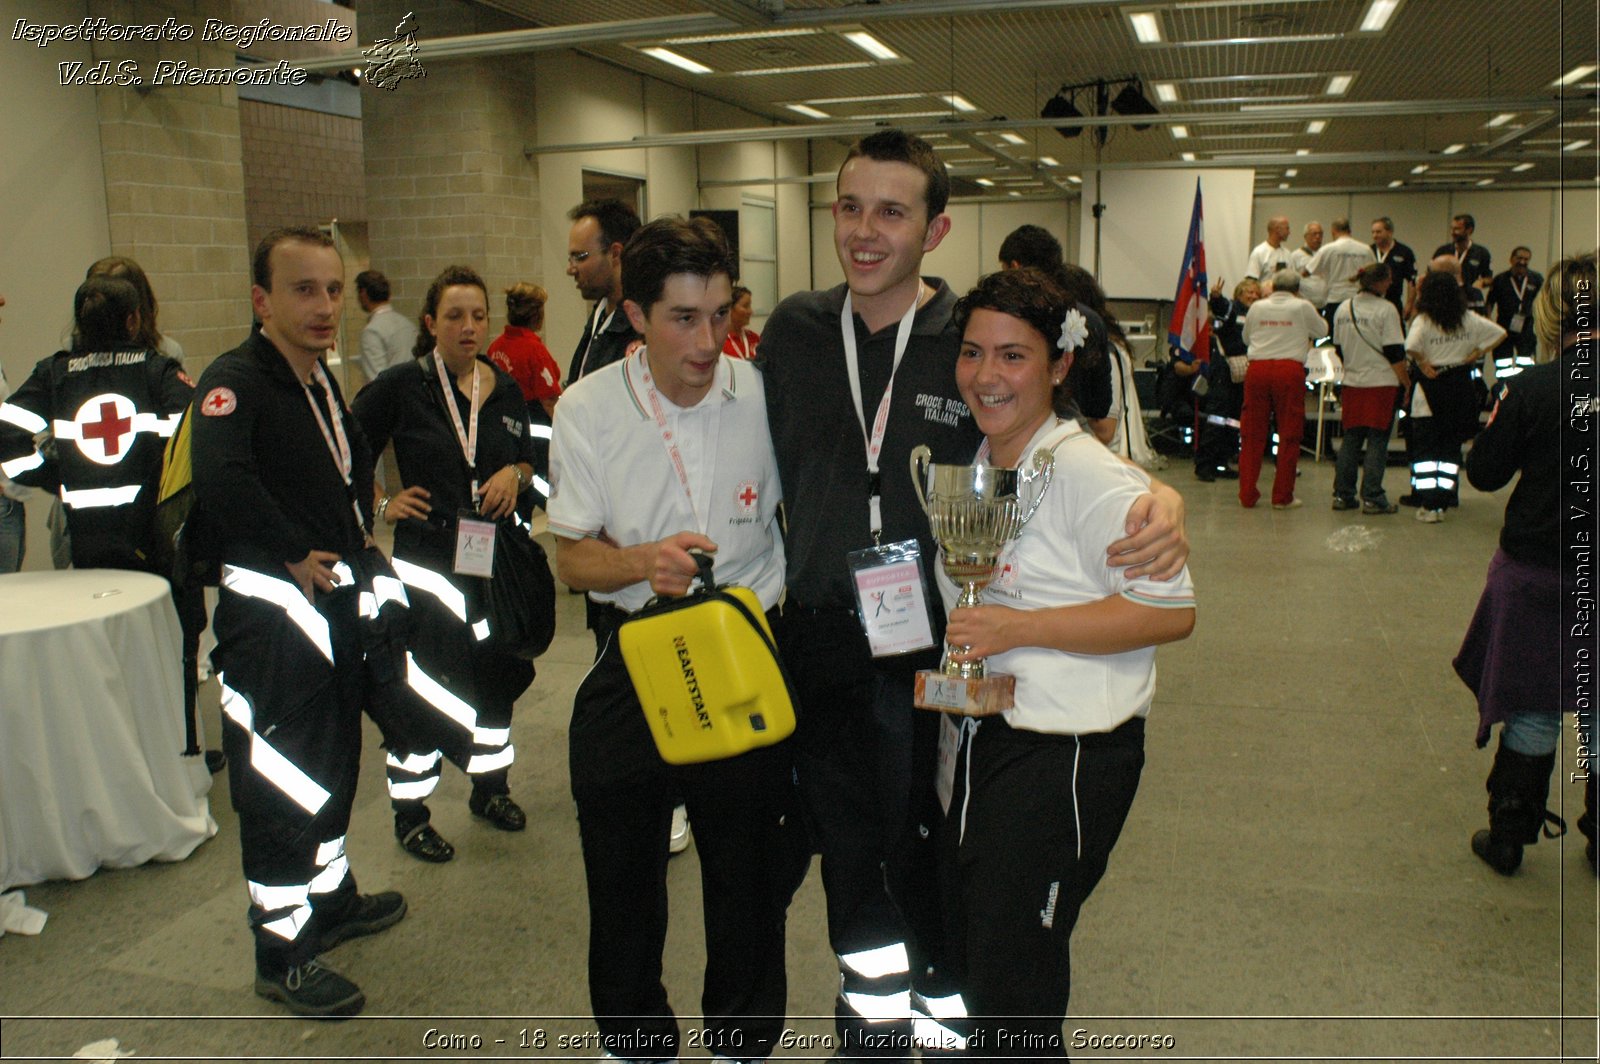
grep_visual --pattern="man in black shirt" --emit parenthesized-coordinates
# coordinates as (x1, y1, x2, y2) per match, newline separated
(192, 228, 406, 1018)
(1370, 216, 1417, 318)
(1485, 246, 1543, 379)
(1433, 213, 1494, 294)
(565, 198, 642, 386)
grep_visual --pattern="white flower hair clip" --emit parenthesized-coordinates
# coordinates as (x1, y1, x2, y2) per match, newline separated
(1058, 308, 1089, 354)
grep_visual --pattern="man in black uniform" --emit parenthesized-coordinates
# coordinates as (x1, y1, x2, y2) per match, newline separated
(565, 198, 643, 386)
(1369, 216, 1417, 319)
(1485, 246, 1542, 380)
(1433, 213, 1494, 295)
(761, 130, 1189, 1060)
(191, 227, 406, 1018)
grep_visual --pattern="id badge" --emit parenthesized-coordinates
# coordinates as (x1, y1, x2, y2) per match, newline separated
(1509, 312, 1525, 335)
(453, 511, 496, 577)
(845, 538, 937, 658)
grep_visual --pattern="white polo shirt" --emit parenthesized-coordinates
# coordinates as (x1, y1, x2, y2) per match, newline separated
(1307, 236, 1377, 306)
(1243, 290, 1328, 363)
(547, 347, 785, 613)
(934, 418, 1195, 736)
(1246, 240, 1294, 281)
(1333, 293, 1405, 388)
(1405, 311, 1507, 417)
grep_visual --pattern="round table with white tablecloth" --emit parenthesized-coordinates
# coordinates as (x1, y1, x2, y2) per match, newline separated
(0, 569, 216, 892)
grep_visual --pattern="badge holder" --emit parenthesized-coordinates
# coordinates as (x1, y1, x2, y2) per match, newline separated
(453, 509, 496, 577)
(845, 539, 937, 658)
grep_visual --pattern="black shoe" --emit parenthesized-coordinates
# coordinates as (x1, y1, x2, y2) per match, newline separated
(398, 823, 455, 863)
(469, 793, 527, 832)
(1193, 468, 1216, 482)
(255, 958, 365, 1018)
(319, 891, 407, 952)
(1215, 468, 1239, 479)
(1471, 829, 1523, 875)
(204, 749, 227, 774)
(1331, 496, 1359, 511)
(1397, 493, 1421, 507)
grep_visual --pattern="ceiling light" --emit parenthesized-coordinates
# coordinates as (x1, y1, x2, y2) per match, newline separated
(1388, 179, 1404, 187)
(1180, 151, 1196, 161)
(1154, 82, 1178, 103)
(975, 178, 995, 187)
(1566, 139, 1593, 151)
(1358, 0, 1400, 32)
(641, 47, 712, 74)
(1486, 113, 1517, 128)
(1512, 162, 1536, 172)
(939, 94, 977, 112)
(1477, 179, 1495, 186)
(998, 132, 1026, 145)
(1553, 65, 1599, 87)
(841, 31, 898, 60)
(1038, 155, 1059, 167)
(1442, 143, 1466, 154)
(1171, 125, 1189, 139)
(1128, 11, 1163, 43)
(1067, 175, 1082, 184)
(1306, 120, 1327, 134)
(730, 62, 871, 77)
(1295, 148, 1310, 156)
(1285, 168, 1298, 177)
(1008, 190, 1022, 197)
(1412, 165, 1429, 173)
(786, 103, 829, 119)
(1278, 182, 1290, 189)
(1325, 74, 1353, 95)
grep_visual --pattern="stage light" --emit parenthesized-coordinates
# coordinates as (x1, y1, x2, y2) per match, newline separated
(1041, 92, 1085, 139)
(1110, 82, 1160, 130)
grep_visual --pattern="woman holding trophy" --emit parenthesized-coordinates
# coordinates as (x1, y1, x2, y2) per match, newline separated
(933, 268, 1195, 1056)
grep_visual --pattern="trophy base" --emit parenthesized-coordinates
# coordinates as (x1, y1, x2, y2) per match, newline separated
(914, 670, 1015, 716)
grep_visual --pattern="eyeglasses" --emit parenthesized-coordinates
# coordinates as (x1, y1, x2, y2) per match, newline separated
(567, 251, 592, 265)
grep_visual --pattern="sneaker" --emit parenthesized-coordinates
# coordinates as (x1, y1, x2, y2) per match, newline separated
(1331, 497, 1359, 511)
(1362, 500, 1399, 515)
(255, 957, 365, 1018)
(1416, 508, 1444, 523)
(1271, 498, 1304, 510)
(669, 804, 690, 855)
(319, 891, 407, 952)
(469, 793, 527, 832)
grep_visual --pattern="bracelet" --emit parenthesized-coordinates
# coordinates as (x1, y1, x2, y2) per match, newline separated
(376, 496, 391, 523)
(511, 465, 528, 491)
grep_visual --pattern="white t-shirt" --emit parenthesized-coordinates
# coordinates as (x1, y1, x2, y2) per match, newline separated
(547, 348, 785, 613)
(1332, 293, 1405, 388)
(1308, 236, 1377, 306)
(1243, 291, 1328, 363)
(935, 418, 1195, 736)
(1404, 311, 1506, 418)
(1246, 240, 1294, 281)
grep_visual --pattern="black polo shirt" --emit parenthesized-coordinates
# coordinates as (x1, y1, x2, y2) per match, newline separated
(761, 279, 982, 613)
(1434, 241, 1495, 290)
(1373, 240, 1418, 315)
(566, 300, 640, 386)
(352, 355, 536, 526)
(1486, 269, 1544, 344)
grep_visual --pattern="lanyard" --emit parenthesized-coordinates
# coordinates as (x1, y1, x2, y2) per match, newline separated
(432, 350, 481, 496)
(577, 300, 618, 380)
(1512, 274, 1530, 305)
(301, 361, 365, 531)
(841, 289, 920, 539)
(1454, 241, 1471, 264)
(1375, 244, 1391, 264)
(630, 347, 718, 534)
(730, 329, 752, 360)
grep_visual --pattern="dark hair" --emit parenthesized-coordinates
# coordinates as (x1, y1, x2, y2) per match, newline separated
(731, 285, 752, 304)
(841, 129, 950, 219)
(1372, 216, 1394, 233)
(412, 265, 490, 358)
(1355, 261, 1392, 295)
(1452, 213, 1476, 230)
(621, 216, 735, 314)
(1056, 263, 1128, 352)
(1511, 245, 1533, 259)
(953, 269, 1078, 415)
(72, 277, 141, 352)
(1534, 251, 1598, 359)
(252, 226, 337, 290)
(568, 199, 642, 251)
(1417, 269, 1468, 333)
(86, 256, 164, 350)
(355, 269, 391, 302)
(504, 282, 548, 329)
(998, 225, 1065, 273)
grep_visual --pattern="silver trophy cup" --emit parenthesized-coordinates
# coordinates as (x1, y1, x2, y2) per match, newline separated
(910, 444, 1054, 713)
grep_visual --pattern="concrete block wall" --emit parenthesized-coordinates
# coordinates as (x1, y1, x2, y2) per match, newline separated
(239, 101, 365, 254)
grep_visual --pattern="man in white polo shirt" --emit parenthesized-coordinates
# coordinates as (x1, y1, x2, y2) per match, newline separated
(1305, 217, 1377, 332)
(547, 215, 795, 1064)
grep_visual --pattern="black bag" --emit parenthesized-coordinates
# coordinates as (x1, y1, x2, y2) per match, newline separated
(485, 517, 556, 659)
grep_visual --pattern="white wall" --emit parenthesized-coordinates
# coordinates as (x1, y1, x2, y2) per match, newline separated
(1081, 169, 1254, 301)
(1, 0, 111, 570)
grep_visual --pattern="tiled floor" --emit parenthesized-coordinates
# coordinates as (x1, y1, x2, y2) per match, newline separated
(2, 457, 1595, 1062)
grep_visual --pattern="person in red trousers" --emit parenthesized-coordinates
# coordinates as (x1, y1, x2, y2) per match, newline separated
(1237, 269, 1327, 509)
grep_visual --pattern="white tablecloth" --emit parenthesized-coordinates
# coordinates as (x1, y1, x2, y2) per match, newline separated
(1, 569, 217, 892)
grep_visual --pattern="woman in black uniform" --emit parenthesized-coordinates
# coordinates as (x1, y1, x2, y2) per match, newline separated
(352, 264, 536, 862)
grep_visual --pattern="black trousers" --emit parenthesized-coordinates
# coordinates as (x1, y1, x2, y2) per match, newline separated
(779, 606, 951, 1061)
(941, 715, 1144, 1060)
(213, 573, 367, 975)
(569, 613, 800, 1061)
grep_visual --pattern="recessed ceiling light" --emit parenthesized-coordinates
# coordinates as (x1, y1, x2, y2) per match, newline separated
(1295, 148, 1311, 156)
(1128, 11, 1163, 43)
(1008, 190, 1023, 197)
(1153, 82, 1179, 103)
(641, 47, 712, 74)
(841, 31, 898, 60)
(1326, 74, 1353, 95)
(1171, 125, 1190, 139)
(1306, 120, 1327, 134)
(1512, 162, 1536, 172)
(1388, 179, 1404, 187)
(1411, 164, 1429, 173)
(1278, 182, 1290, 189)
(1553, 65, 1599, 87)
(1180, 152, 1196, 162)
(1038, 155, 1059, 167)
(1358, 0, 1400, 32)
(786, 103, 829, 119)
(1285, 168, 1298, 177)
(1477, 179, 1495, 186)
(1067, 175, 1082, 184)
(730, 61, 871, 77)
(998, 132, 1027, 145)
(1486, 113, 1517, 128)
(1566, 139, 1593, 151)
(939, 94, 977, 112)
(1442, 143, 1466, 154)
(975, 178, 995, 187)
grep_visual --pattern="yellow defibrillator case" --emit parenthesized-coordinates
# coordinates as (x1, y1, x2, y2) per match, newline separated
(617, 555, 796, 765)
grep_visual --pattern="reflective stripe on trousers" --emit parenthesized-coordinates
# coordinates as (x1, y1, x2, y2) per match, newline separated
(838, 941, 912, 1022)
(219, 676, 332, 815)
(247, 835, 348, 942)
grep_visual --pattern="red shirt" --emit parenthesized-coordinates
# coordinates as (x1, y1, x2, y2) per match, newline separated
(722, 327, 760, 361)
(487, 326, 562, 404)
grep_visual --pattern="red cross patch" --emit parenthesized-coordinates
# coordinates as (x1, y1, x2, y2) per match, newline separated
(735, 480, 759, 514)
(73, 393, 136, 465)
(201, 387, 237, 417)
